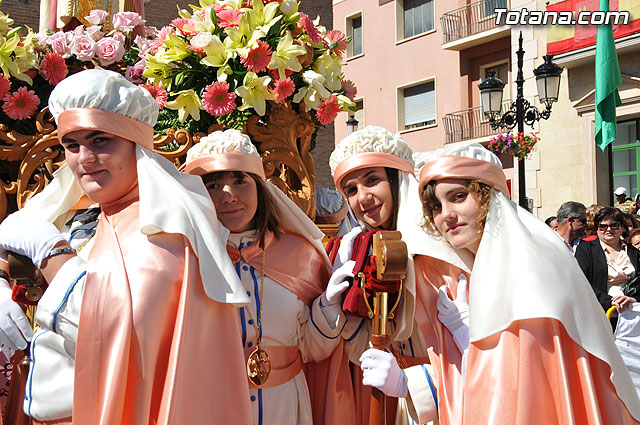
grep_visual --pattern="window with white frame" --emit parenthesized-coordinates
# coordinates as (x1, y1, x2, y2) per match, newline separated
(401, 0, 434, 40)
(401, 81, 436, 130)
(354, 99, 364, 130)
(347, 14, 363, 57)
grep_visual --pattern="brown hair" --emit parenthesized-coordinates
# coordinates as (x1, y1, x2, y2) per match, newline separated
(420, 179, 492, 239)
(585, 204, 604, 237)
(203, 171, 283, 248)
(626, 228, 640, 246)
(594, 206, 628, 234)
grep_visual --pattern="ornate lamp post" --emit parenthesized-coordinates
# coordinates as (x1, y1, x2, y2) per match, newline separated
(478, 31, 563, 210)
(346, 115, 359, 135)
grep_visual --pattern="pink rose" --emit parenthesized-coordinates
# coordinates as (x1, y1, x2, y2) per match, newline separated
(47, 31, 71, 58)
(70, 34, 96, 61)
(85, 9, 109, 25)
(33, 32, 49, 50)
(125, 60, 146, 84)
(134, 35, 152, 58)
(96, 37, 125, 66)
(112, 31, 126, 44)
(85, 25, 103, 41)
(112, 12, 145, 32)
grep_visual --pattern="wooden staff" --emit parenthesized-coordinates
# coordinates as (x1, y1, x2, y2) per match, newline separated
(2, 254, 43, 425)
(368, 231, 407, 425)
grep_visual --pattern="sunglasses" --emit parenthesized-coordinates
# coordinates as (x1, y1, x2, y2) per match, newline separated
(597, 222, 621, 230)
(571, 216, 587, 225)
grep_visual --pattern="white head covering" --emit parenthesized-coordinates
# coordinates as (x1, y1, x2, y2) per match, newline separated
(421, 142, 640, 420)
(184, 129, 329, 265)
(19, 69, 249, 306)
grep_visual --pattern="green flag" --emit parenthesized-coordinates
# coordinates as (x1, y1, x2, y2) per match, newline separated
(595, 0, 622, 151)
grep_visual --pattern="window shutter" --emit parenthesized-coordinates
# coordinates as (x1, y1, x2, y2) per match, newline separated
(404, 82, 435, 127)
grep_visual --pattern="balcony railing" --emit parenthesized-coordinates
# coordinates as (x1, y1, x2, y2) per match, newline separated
(441, 0, 509, 44)
(443, 100, 511, 144)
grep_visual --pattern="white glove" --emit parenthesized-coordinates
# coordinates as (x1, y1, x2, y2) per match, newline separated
(360, 348, 408, 398)
(0, 213, 65, 268)
(437, 274, 470, 354)
(0, 277, 32, 350)
(319, 260, 354, 326)
(332, 226, 362, 272)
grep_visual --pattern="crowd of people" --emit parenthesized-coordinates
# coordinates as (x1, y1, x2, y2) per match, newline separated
(0, 69, 639, 425)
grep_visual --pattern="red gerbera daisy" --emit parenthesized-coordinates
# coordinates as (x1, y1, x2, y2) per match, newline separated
(0, 75, 11, 100)
(140, 82, 169, 110)
(217, 9, 244, 28)
(315, 96, 341, 125)
(299, 13, 321, 43)
(171, 18, 198, 36)
(324, 30, 348, 56)
(341, 79, 357, 101)
(3, 87, 40, 120)
(150, 26, 174, 51)
(40, 52, 68, 85)
(273, 77, 295, 103)
(202, 81, 237, 116)
(240, 40, 272, 73)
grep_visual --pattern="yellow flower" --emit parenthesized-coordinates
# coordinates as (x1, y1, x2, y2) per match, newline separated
(312, 52, 342, 91)
(143, 53, 174, 88)
(225, 14, 265, 57)
(0, 12, 14, 34)
(162, 34, 191, 62)
(0, 28, 37, 84)
(235, 72, 275, 116)
(268, 32, 306, 79)
(246, 0, 281, 35)
(164, 89, 203, 122)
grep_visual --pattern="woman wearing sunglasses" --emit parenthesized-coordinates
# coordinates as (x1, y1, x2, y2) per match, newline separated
(576, 206, 640, 316)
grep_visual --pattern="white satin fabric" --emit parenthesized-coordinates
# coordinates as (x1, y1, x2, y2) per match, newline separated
(18, 146, 248, 306)
(469, 191, 640, 420)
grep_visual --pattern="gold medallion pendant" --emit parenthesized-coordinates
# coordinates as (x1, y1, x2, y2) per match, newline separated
(247, 347, 271, 386)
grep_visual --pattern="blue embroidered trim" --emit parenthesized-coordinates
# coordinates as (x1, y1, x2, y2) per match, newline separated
(345, 319, 365, 342)
(249, 266, 262, 340)
(421, 364, 438, 416)
(258, 388, 264, 425)
(52, 270, 86, 333)
(24, 329, 47, 416)
(309, 303, 347, 339)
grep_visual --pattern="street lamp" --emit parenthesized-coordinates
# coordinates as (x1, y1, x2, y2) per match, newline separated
(346, 115, 359, 135)
(478, 31, 563, 210)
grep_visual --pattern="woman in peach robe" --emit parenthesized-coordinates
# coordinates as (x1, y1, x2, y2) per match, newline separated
(408, 142, 640, 424)
(0, 69, 253, 425)
(182, 129, 355, 425)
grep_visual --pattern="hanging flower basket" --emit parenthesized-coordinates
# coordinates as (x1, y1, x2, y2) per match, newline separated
(487, 132, 539, 161)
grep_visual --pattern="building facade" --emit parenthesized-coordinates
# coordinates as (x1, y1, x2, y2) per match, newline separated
(333, 0, 640, 218)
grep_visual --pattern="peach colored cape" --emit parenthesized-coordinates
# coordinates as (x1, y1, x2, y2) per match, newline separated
(72, 196, 252, 425)
(233, 231, 357, 425)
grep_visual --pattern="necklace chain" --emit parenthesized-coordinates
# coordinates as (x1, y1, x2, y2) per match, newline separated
(243, 249, 266, 348)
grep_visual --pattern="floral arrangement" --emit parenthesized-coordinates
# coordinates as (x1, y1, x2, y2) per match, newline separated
(0, 9, 155, 135)
(487, 132, 539, 161)
(142, 0, 356, 138)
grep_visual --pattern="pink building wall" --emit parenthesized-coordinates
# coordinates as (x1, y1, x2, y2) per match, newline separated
(333, 0, 464, 152)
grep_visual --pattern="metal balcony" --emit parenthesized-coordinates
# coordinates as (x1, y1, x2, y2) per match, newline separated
(443, 100, 511, 144)
(441, 0, 510, 50)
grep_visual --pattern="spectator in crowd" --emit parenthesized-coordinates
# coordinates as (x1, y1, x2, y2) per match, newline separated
(544, 216, 558, 230)
(623, 212, 640, 239)
(585, 204, 605, 237)
(628, 228, 640, 249)
(575, 207, 639, 317)
(614, 187, 637, 214)
(555, 201, 587, 253)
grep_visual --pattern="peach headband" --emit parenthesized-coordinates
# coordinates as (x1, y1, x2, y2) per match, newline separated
(57, 108, 155, 151)
(183, 152, 266, 179)
(418, 155, 509, 195)
(333, 152, 415, 193)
